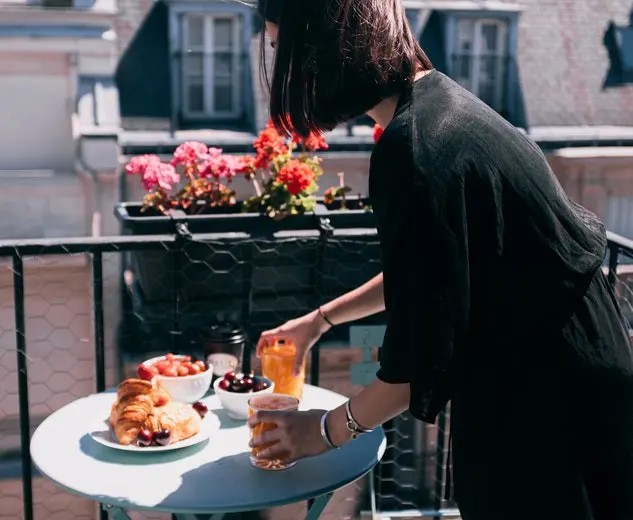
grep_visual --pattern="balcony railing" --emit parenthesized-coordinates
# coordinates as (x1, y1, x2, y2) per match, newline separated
(1, 228, 632, 520)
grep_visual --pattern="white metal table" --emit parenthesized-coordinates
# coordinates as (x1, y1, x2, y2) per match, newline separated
(31, 384, 386, 519)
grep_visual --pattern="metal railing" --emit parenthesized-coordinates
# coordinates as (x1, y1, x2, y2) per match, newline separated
(1, 228, 632, 520)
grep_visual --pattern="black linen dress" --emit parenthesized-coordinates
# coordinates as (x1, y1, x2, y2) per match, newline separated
(369, 70, 633, 520)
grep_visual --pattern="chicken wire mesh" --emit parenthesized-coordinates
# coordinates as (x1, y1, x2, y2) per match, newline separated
(4, 229, 628, 520)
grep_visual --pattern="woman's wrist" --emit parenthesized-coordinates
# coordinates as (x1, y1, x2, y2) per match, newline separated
(325, 404, 353, 448)
(308, 308, 333, 335)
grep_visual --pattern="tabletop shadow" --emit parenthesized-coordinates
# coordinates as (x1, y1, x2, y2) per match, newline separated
(213, 408, 247, 430)
(79, 433, 209, 465)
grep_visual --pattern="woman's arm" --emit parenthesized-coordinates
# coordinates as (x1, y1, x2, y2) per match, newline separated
(313, 273, 385, 331)
(325, 379, 410, 447)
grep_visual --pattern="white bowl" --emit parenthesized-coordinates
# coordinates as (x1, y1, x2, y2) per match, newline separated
(213, 376, 274, 420)
(143, 355, 213, 403)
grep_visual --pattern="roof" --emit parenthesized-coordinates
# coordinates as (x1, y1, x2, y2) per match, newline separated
(114, 0, 633, 146)
(514, 0, 633, 127)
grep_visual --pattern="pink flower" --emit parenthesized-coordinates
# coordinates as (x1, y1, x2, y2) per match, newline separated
(142, 162, 180, 192)
(126, 154, 161, 176)
(199, 150, 241, 180)
(171, 141, 211, 168)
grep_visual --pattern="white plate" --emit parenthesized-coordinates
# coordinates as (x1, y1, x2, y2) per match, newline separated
(89, 410, 220, 452)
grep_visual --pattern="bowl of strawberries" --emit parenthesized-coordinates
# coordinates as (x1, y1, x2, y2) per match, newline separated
(137, 353, 213, 403)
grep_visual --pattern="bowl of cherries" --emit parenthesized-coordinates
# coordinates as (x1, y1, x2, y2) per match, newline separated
(138, 354, 213, 403)
(213, 371, 274, 420)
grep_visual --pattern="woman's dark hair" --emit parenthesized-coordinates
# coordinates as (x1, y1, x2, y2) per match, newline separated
(257, 0, 432, 136)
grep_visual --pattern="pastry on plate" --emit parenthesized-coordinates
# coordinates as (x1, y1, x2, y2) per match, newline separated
(109, 378, 204, 447)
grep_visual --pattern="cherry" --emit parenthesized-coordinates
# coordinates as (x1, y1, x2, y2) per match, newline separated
(224, 371, 237, 382)
(192, 401, 208, 418)
(153, 429, 171, 446)
(241, 376, 255, 391)
(253, 381, 270, 392)
(218, 379, 230, 391)
(137, 429, 153, 447)
(137, 365, 155, 382)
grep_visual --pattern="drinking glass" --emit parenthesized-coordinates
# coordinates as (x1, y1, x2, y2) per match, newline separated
(260, 339, 305, 400)
(248, 393, 300, 470)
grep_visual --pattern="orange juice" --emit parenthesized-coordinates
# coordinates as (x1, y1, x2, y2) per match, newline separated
(260, 340, 305, 400)
(248, 393, 300, 470)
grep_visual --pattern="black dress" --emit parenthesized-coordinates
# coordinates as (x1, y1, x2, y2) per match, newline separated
(369, 70, 633, 520)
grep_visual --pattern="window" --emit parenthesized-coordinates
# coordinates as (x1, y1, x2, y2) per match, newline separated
(451, 18, 509, 112)
(615, 25, 633, 73)
(181, 14, 241, 119)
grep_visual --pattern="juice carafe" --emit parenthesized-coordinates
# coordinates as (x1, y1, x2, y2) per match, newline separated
(248, 393, 300, 470)
(260, 339, 305, 400)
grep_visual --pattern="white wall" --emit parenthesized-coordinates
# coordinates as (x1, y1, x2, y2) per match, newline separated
(0, 53, 74, 172)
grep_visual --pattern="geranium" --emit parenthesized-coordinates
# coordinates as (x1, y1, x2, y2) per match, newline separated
(253, 122, 288, 169)
(293, 132, 329, 153)
(373, 124, 383, 143)
(126, 155, 180, 192)
(276, 160, 315, 196)
(127, 116, 336, 218)
(171, 141, 210, 169)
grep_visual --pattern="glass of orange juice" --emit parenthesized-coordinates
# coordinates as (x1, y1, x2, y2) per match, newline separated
(248, 393, 300, 470)
(260, 339, 305, 400)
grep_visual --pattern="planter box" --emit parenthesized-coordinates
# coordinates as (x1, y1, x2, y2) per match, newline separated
(114, 202, 381, 333)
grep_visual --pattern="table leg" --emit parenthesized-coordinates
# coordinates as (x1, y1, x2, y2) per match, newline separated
(304, 493, 333, 520)
(101, 504, 133, 520)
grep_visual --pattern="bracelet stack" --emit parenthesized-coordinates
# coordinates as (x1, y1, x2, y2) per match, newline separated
(320, 411, 338, 450)
(344, 400, 374, 440)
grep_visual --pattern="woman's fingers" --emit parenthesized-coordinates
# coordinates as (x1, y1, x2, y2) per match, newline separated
(255, 443, 296, 463)
(249, 427, 283, 448)
(255, 328, 279, 357)
(292, 346, 308, 377)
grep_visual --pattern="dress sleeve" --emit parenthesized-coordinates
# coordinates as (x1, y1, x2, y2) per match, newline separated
(375, 162, 471, 423)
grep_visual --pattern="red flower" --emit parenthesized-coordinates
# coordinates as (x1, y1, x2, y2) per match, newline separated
(293, 132, 329, 152)
(171, 141, 210, 168)
(253, 121, 288, 169)
(276, 160, 315, 196)
(373, 124, 383, 144)
(234, 155, 256, 174)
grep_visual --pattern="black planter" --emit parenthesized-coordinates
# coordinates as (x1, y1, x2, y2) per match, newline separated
(114, 202, 381, 332)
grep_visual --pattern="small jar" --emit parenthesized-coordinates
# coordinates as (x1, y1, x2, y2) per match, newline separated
(199, 322, 246, 382)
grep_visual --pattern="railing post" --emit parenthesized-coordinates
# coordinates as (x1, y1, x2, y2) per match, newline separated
(93, 251, 106, 393)
(13, 253, 34, 520)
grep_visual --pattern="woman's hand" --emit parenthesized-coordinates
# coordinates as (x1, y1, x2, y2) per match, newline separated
(248, 409, 331, 463)
(256, 311, 330, 375)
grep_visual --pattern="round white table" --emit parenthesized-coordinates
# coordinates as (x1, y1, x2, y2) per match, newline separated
(31, 384, 386, 519)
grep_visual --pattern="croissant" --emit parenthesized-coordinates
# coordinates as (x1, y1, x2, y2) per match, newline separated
(109, 378, 201, 446)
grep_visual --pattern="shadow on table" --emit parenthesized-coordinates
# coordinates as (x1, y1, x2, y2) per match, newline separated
(157, 452, 265, 519)
(213, 407, 247, 430)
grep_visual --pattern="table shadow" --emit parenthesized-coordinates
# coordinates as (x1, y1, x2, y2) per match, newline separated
(212, 407, 247, 430)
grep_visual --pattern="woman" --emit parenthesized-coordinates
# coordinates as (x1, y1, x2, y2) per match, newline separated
(248, 1, 633, 519)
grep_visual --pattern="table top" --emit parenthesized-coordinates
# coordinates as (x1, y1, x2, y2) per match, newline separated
(31, 384, 386, 515)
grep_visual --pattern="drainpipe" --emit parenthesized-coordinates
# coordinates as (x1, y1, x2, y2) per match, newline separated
(72, 115, 102, 238)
